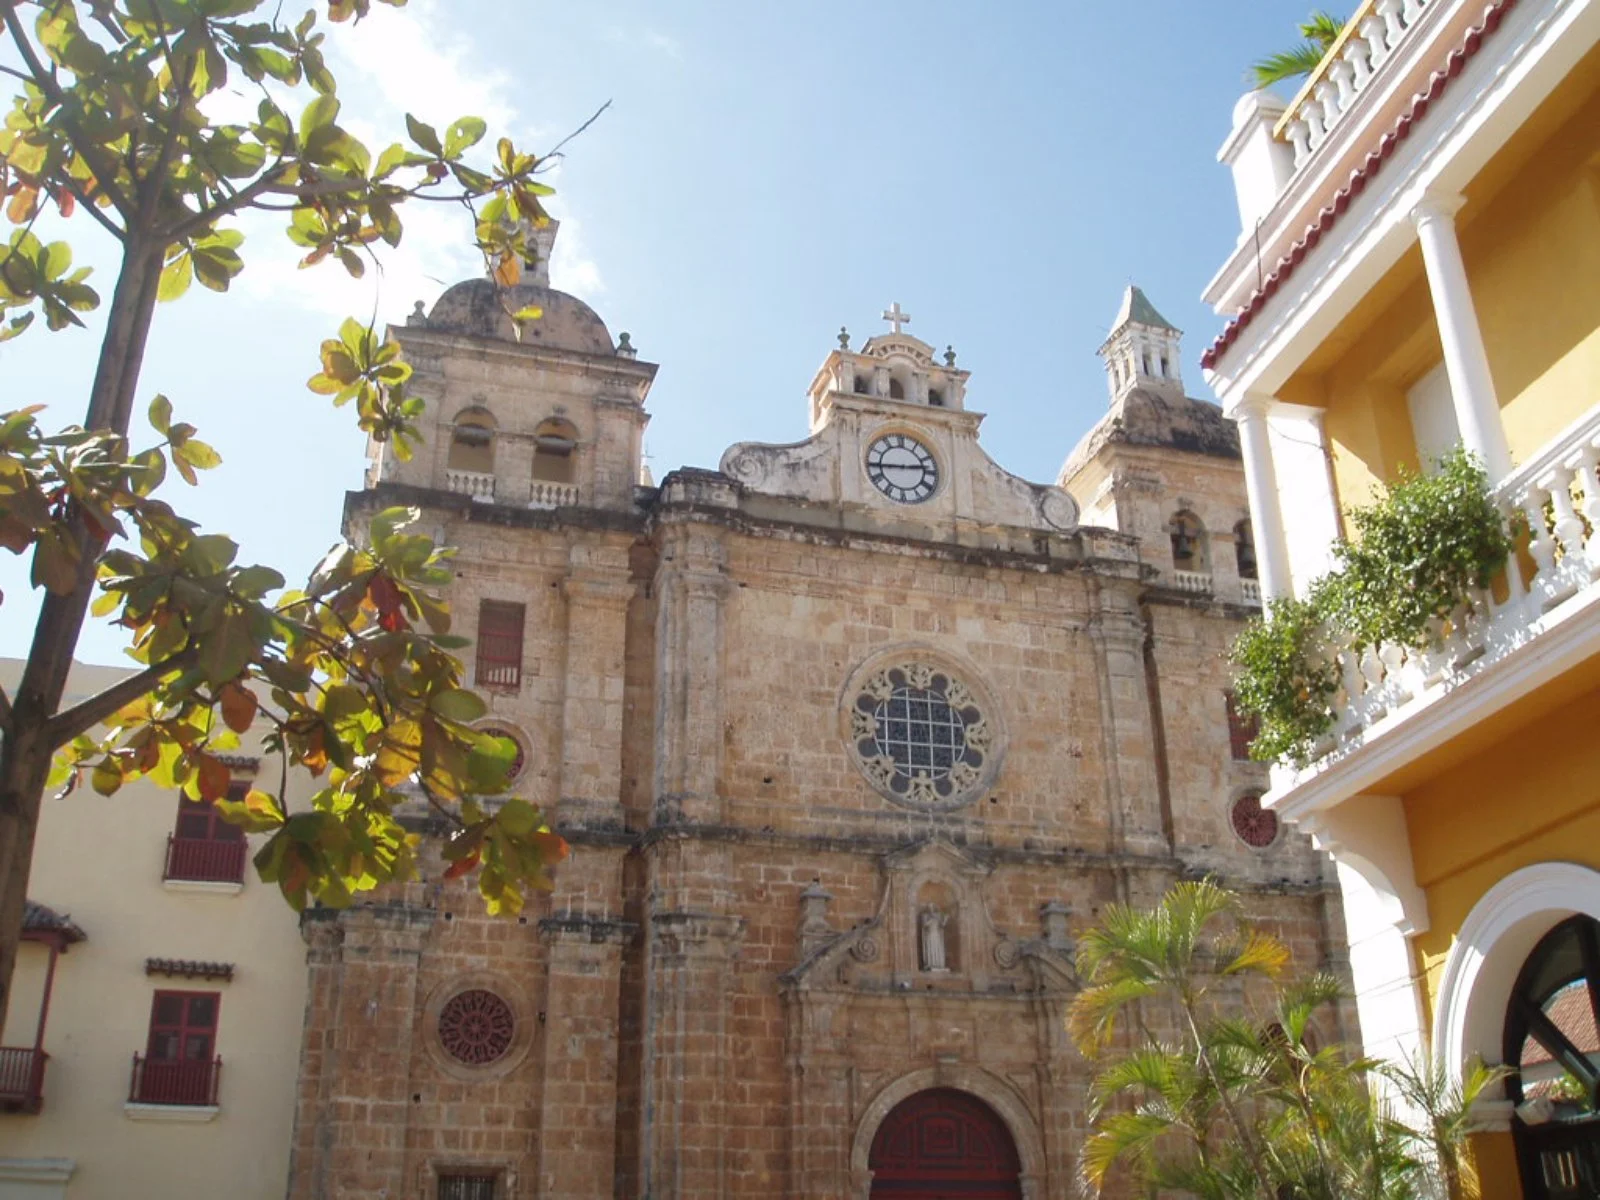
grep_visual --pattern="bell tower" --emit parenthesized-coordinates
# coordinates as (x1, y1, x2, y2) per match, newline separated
(1100, 285, 1184, 403)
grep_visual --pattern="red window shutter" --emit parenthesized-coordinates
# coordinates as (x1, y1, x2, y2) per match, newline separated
(475, 601, 526, 689)
(165, 786, 248, 884)
(1225, 692, 1260, 762)
(146, 991, 220, 1062)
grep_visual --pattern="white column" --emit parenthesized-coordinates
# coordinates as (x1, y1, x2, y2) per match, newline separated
(1234, 395, 1294, 602)
(1410, 193, 1514, 480)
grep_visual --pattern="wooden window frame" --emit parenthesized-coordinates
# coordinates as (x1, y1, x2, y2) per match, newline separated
(475, 600, 526, 691)
(1225, 691, 1260, 763)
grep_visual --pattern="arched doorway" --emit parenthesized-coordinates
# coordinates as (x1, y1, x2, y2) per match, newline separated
(1506, 915, 1600, 1198)
(867, 1087, 1022, 1199)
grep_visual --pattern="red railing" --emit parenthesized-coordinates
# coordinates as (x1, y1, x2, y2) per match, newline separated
(475, 638, 523, 689)
(129, 1054, 221, 1106)
(163, 836, 246, 884)
(0, 1046, 46, 1113)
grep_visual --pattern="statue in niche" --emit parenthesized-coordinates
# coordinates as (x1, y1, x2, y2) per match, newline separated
(919, 904, 950, 972)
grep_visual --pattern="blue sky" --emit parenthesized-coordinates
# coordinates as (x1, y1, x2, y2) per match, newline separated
(1, 1, 1312, 665)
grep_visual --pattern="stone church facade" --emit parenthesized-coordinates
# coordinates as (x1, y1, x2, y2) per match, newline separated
(285, 232, 1352, 1200)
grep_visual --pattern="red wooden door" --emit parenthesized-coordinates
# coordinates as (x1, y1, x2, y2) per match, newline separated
(868, 1088, 1023, 1199)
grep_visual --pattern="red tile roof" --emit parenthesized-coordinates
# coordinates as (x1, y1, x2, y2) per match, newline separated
(1201, 0, 1520, 371)
(22, 900, 86, 946)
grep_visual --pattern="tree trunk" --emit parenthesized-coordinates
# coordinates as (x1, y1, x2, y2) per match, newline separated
(0, 244, 162, 1031)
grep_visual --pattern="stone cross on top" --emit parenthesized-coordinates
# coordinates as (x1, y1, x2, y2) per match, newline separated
(881, 302, 911, 335)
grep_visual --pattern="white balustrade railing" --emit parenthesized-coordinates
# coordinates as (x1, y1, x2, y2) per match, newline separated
(529, 481, 580, 510)
(445, 468, 496, 501)
(1309, 406, 1600, 766)
(1275, 0, 1433, 168)
(1241, 578, 1263, 606)
(1172, 570, 1215, 595)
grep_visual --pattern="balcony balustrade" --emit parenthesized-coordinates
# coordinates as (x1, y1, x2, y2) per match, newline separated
(1295, 406, 1600, 776)
(1171, 569, 1215, 595)
(0, 1047, 46, 1113)
(445, 468, 496, 502)
(129, 1054, 221, 1107)
(529, 481, 580, 510)
(1276, 0, 1434, 168)
(164, 836, 247, 885)
(1241, 578, 1264, 606)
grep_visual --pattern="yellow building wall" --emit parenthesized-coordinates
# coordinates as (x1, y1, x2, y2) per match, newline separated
(0, 663, 309, 1200)
(1397, 683, 1600, 1200)
(1287, 66, 1600, 516)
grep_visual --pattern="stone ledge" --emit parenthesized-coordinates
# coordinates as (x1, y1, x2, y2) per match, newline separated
(123, 1103, 219, 1123)
(161, 879, 243, 897)
(0, 1158, 75, 1184)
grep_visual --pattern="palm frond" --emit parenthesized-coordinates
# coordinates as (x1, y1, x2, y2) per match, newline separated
(1249, 10, 1350, 91)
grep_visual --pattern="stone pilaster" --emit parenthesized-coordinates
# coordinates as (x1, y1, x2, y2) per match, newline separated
(535, 911, 637, 1199)
(652, 521, 731, 825)
(557, 541, 635, 832)
(285, 903, 435, 1200)
(1086, 581, 1169, 858)
(642, 906, 745, 1200)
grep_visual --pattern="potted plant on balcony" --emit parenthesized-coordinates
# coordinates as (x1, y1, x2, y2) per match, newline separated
(1231, 449, 1511, 768)
(1231, 589, 1341, 768)
(1249, 11, 1347, 89)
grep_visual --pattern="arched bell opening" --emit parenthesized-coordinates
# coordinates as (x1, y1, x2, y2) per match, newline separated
(531, 417, 579, 484)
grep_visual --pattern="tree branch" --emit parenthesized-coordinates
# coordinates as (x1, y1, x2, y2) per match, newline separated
(42, 646, 197, 747)
(0, 682, 11, 732)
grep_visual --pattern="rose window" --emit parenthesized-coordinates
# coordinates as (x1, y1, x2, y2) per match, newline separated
(849, 663, 991, 809)
(437, 988, 516, 1066)
(1231, 793, 1279, 849)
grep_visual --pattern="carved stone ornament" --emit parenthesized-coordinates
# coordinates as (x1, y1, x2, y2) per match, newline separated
(841, 653, 1003, 812)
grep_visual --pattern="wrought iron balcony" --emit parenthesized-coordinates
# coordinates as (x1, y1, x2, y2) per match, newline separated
(129, 1054, 221, 1107)
(163, 836, 247, 885)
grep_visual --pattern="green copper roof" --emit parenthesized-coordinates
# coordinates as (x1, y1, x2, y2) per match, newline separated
(1110, 285, 1180, 335)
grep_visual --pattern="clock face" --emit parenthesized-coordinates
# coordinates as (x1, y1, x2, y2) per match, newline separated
(866, 433, 939, 504)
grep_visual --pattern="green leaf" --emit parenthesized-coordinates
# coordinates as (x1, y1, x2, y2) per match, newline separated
(149, 394, 172, 435)
(429, 687, 486, 723)
(443, 115, 487, 158)
(299, 93, 341, 140)
(158, 252, 194, 302)
(405, 113, 442, 156)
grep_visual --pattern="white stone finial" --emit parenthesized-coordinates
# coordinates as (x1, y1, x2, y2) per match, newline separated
(881, 302, 911, 335)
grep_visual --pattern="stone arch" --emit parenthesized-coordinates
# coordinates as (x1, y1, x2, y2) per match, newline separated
(1169, 509, 1209, 573)
(447, 405, 497, 475)
(849, 1066, 1044, 1199)
(1433, 863, 1600, 1087)
(532, 416, 579, 484)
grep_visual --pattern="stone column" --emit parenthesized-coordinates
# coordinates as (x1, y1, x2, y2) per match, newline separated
(535, 911, 637, 1200)
(1411, 192, 1513, 479)
(642, 908, 745, 1200)
(652, 523, 730, 825)
(1233, 395, 1295, 601)
(285, 904, 435, 1200)
(558, 546, 635, 832)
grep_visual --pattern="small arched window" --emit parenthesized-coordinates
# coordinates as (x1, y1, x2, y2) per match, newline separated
(1234, 520, 1258, 580)
(532, 417, 578, 484)
(854, 375, 869, 395)
(889, 377, 906, 401)
(447, 409, 496, 475)
(1169, 511, 1208, 573)
(928, 388, 945, 408)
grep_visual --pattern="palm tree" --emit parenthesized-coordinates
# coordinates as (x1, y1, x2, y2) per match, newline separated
(1071, 880, 1505, 1199)
(1251, 12, 1348, 89)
